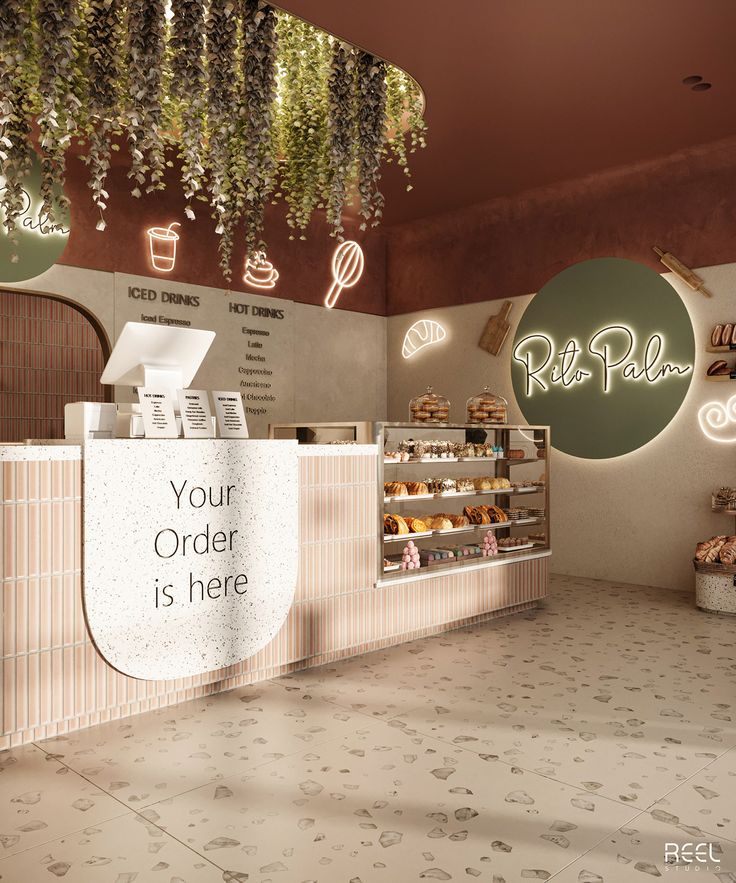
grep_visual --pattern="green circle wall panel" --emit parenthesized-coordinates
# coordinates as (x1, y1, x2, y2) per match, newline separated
(511, 258, 695, 459)
(0, 153, 70, 283)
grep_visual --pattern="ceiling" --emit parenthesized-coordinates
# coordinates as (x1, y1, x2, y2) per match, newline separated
(278, 0, 736, 226)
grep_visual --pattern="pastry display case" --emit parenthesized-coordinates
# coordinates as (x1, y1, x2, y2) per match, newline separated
(408, 386, 450, 424)
(378, 422, 550, 582)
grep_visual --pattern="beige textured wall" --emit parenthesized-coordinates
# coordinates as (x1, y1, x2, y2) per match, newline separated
(387, 263, 736, 592)
(2, 266, 387, 436)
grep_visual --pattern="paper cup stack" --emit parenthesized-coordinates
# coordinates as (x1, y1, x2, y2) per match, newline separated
(401, 540, 421, 570)
(481, 531, 498, 557)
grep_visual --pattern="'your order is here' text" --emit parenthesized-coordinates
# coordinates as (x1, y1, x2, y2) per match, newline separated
(153, 479, 248, 608)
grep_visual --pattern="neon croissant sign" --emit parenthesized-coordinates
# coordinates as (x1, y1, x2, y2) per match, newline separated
(512, 325, 692, 397)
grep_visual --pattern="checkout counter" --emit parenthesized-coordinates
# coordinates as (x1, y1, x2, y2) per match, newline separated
(0, 327, 548, 749)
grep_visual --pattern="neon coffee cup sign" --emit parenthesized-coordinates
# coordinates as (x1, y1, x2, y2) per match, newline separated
(511, 258, 695, 459)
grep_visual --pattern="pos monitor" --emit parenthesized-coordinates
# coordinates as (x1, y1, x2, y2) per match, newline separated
(100, 321, 216, 394)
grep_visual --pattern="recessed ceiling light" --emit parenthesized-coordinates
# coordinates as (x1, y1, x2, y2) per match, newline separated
(692, 82, 712, 91)
(682, 75, 702, 85)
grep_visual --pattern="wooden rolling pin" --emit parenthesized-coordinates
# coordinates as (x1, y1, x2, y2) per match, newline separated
(653, 246, 712, 297)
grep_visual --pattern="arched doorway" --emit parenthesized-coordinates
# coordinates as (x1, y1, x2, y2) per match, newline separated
(0, 290, 110, 442)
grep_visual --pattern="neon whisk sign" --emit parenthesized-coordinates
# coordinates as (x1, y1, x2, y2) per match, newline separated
(324, 240, 364, 309)
(513, 325, 692, 397)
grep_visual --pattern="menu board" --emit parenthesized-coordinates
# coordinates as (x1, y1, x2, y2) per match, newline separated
(113, 274, 295, 438)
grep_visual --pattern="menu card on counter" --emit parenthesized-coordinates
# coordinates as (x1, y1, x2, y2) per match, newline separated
(177, 389, 214, 438)
(139, 388, 178, 438)
(212, 391, 249, 438)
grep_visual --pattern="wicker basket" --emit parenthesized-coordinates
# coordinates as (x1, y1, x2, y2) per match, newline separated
(694, 558, 736, 614)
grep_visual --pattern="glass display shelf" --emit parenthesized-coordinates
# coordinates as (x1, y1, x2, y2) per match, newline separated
(376, 422, 550, 583)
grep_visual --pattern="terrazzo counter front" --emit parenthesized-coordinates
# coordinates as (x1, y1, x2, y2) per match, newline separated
(0, 442, 548, 748)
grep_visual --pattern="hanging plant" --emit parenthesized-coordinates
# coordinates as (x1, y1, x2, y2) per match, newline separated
(325, 39, 355, 239)
(1, 5, 426, 280)
(36, 0, 80, 230)
(355, 51, 387, 230)
(276, 16, 329, 237)
(83, 0, 123, 231)
(125, 0, 166, 198)
(205, 0, 239, 280)
(384, 63, 426, 193)
(0, 0, 35, 255)
(170, 0, 206, 219)
(238, 0, 278, 261)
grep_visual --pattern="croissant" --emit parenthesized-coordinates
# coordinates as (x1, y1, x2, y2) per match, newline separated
(405, 516, 429, 533)
(706, 538, 727, 563)
(436, 513, 469, 528)
(720, 536, 736, 564)
(695, 535, 727, 561)
(425, 515, 454, 530)
(463, 505, 491, 525)
(384, 514, 410, 535)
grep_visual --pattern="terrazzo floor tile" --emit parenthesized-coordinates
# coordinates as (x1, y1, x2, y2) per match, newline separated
(391, 688, 729, 808)
(0, 812, 229, 882)
(141, 719, 639, 883)
(651, 744, 736, 843)
(550, 809, 736, 881)
(35, 681, 370, 810)
(0, 743, 126, 858)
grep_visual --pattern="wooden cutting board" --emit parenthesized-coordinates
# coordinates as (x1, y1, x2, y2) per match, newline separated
(479, 300, 513, 356)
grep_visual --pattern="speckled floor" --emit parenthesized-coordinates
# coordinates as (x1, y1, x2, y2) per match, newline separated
(2, 574, 736, 882)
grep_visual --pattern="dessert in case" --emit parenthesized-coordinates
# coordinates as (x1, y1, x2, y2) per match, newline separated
(409, 386, 451, 424)
(466, 386, 508, 424)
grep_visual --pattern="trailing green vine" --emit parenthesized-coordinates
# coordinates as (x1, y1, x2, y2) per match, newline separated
(238, 0, 278, 262)
(83, 0, 123, 231)
(0, 0, 36, 255)
(325, 40, 356, 239)
(0, 1, 426, 279)
(355, 51, 387, 230)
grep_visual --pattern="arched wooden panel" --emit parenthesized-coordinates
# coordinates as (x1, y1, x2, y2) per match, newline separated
(0, 290, 110, 442)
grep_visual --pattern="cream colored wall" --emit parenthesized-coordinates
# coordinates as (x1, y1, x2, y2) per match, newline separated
(387, 262, 736, 591)
(3, 266, 387, 435)
(293, 302, 387, 422)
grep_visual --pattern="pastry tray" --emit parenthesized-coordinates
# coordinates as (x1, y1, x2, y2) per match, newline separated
(383, 563, 402, 572)
(384, 488, 518, 503)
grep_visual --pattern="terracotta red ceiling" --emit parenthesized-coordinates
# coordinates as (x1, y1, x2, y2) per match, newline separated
(278, 0, 736, 225)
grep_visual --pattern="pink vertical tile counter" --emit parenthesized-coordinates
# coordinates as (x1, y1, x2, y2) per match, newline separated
(0, 443, 548, 748)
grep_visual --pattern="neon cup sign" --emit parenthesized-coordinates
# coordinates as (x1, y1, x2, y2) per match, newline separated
(511, 258, 695, 460)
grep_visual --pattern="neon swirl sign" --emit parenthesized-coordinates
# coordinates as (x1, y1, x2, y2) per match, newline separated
(698, 394, 736, 443)
(512, 325, 692, 397)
